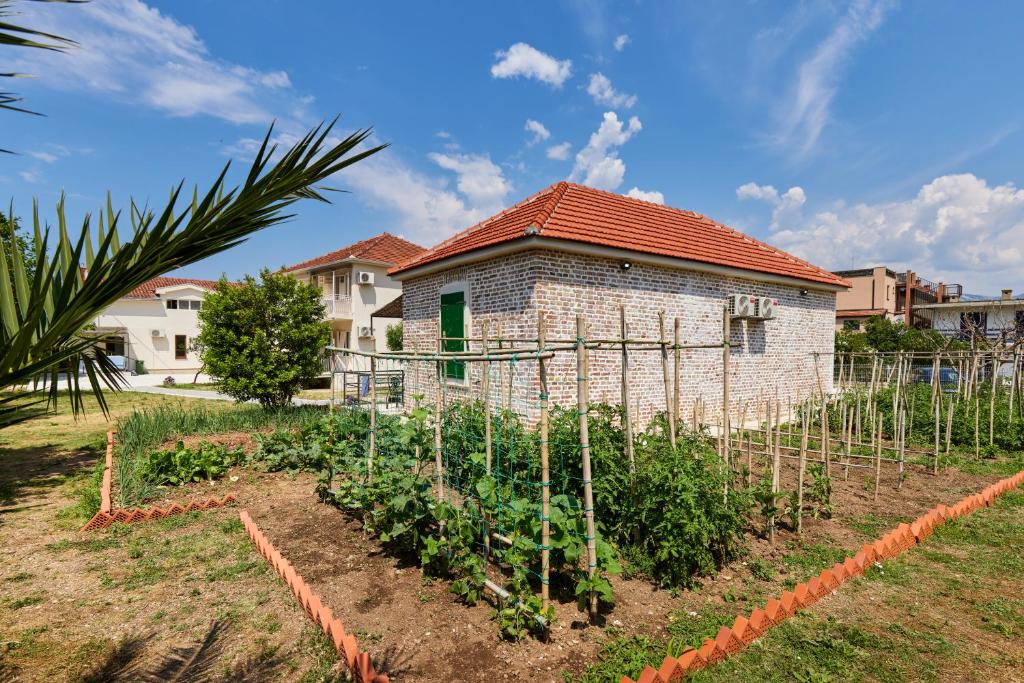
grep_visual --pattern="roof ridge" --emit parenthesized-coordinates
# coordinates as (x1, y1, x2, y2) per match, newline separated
(531, 180, 570, 233)
(391, 182, 564, 271)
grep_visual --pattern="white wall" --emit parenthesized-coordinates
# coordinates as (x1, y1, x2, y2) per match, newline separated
(95, 289, 206, 372)
(929, 303, 1024, 336)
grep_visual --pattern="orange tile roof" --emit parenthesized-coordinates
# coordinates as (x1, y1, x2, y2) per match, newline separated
(390, 182, 849, 288)
(285, 232, 426, 272)
(125, 276, 229, 299)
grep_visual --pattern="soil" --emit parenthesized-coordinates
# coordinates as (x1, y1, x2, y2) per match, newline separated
(1, 429, 1013, 683)
(161, 455, 1004, 682)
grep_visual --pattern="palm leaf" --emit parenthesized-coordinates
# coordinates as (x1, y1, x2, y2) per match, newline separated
(0, 119, 387, 428)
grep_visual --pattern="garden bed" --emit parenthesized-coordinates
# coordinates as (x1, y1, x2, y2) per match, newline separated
(144, 451, 1010, 682)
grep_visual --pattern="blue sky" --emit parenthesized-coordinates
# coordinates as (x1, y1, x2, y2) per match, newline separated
(4, 0, 1024, 292)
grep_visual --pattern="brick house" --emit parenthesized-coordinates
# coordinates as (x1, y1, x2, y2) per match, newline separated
(389, 182, 849, 425)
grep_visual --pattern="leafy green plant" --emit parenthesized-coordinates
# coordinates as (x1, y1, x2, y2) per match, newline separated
(753, 473, 786, 536)
(142, 440, 243, 486)
(806, 464, 834, 519)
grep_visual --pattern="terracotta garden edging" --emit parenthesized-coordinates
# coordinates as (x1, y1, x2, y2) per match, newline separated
(620, 470, 1024, 683)
(80, 430, 236, 532)
(239, 510, 389, 683)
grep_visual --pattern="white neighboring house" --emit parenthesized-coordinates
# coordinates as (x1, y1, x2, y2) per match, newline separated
(93, 276, 227, 374)
(284, 232, 425, 366)
(916, 288, 1024, 343)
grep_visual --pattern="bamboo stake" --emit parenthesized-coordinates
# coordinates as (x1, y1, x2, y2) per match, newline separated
(674, 316, 681, 431)
(481, 321, 491, 560)
(576, 315, 598, 620)
(933, 388, 941, 475)
(944, 392, 954, 455)
(746, 432, 753, 486)
(434, 360, 444, 499)
(368, 355, 377, 483)
(659, 312, 677, 448)
(874, 409, 882, 501)
(537, 315, 551, 611)
(797, 410, 808, 535)
(722, 305, 731, 465)
(619, 307, 635, 472)
(989, 353, 998, 446)
(974, 392, 980, 458)
(897, 407, 905, 490)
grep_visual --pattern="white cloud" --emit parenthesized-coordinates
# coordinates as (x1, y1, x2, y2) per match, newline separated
(19, 170, 43, 184)
(737, 182, 806, 227)
(29, 151, 58, 163)
(490, 43, 572, 88)
(755, 174, 1024, 291)
(774, 0, 894, 157)
(11, 0, 302, 125)
(626, 187, 664, 204)
(427, 152, 512, 212)
(546, 142, 572, 161)
(586, 73, 637, 109)
(613, 34, 631, 52)
(340, 150, 511, 244)
(570, 112, 642, 190)
(524, 119, 551, 145)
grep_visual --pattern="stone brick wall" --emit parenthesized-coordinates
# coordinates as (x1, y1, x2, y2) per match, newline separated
(401, 249, 836, 427)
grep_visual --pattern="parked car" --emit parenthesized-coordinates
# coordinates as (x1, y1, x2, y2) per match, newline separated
(912, 366, 959, 392)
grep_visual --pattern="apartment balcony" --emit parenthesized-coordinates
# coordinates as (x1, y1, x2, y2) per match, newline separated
(322, 295, 353, 318)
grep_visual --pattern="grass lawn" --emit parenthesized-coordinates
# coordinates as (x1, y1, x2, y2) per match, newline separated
(572, 489, 1024, 683)
(0, 391, 338, 682)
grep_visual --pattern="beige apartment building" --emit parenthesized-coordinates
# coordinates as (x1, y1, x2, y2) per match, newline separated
(832, 266, 962, 330)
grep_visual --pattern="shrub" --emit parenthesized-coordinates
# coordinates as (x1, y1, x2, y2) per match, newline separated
(196, 269, 330, 407)
(385, 322, 403, 351)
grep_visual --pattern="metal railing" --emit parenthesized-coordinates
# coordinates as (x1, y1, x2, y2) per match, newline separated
(321, 295, 352, 316)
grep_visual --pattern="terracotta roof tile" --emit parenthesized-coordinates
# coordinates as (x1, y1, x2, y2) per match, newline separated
(285, 232, 425, 272)
(836, 308, 887, 318)
(124, 276, 229, 299)
(390, 182, 850, 288)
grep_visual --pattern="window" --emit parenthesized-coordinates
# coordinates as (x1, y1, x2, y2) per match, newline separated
(166, 299, 178, 310)
(1016, 310, 1024, 331)
(843, 320, 861, 331)
(189, 299, 202, 310)
(440, 290, 466, 380)
(174, 335, 187, 360)
(960, 311, 987, 339)
(105, 338, 125, 357)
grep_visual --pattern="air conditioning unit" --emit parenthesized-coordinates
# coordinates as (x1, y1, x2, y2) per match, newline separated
(357, 325, 373, 338)
(728, 293, 755, 318)
(756, 297, 776, 320)
(356, 271, 374, 286)
(150, 329, 164, 337)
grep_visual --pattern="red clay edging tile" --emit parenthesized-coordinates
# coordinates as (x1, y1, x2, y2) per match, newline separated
(239, 509, 389, 683)
(618, 469, 1024, 683)
(80, 430, 237, 532)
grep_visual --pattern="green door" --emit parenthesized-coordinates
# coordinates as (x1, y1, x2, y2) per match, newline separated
(440, 291, 465, 380)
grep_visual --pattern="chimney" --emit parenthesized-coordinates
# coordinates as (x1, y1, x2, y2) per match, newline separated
(1002, 288, 1013, 301)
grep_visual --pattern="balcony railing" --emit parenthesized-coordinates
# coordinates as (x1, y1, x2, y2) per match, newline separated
(321, 295, 352, 317)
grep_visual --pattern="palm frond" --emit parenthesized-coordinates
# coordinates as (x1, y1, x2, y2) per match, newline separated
(0, 119, 387, 428)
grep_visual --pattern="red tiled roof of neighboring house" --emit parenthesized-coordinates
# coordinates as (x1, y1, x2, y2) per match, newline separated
(835, 308, 888, 318)
(284, 232, 426, 272)
(124, 276, 229, 299)
(389, 181, 850, 288)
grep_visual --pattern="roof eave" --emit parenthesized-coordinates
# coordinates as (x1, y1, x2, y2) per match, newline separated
(391, 236, 848, 292)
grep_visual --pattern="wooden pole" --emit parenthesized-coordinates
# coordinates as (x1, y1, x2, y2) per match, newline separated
(368, 355, 377, 483)
(619, 307, 635, 472)
(481, 321, 492, 559)
(537, 315, 551, 611)
(722, 305, 731, 464)
(746, 432, 753, 486)
(674, 316, 682, 431)
(933, 387, 941, 475)
(770, 400, 781, 545)
(989, 353, 998, 446)
(659, 311, 677, 448)
(974, 392, 980, 458)
(576, 315, 598, 620)
(897, 407, 906, 490)
(944, 392, 954, 455)
(873, 409, 882, 501)
(797, 409, 808, 535)
(434, 360, 445, 500)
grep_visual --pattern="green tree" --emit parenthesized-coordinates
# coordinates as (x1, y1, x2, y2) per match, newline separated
(385, 322, 403, 351)
(197, 270, 330, 407)
(1, 212, 36, 282)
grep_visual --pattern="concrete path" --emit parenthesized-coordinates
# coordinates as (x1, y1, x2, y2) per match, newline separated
(128, 385, 333, 407)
